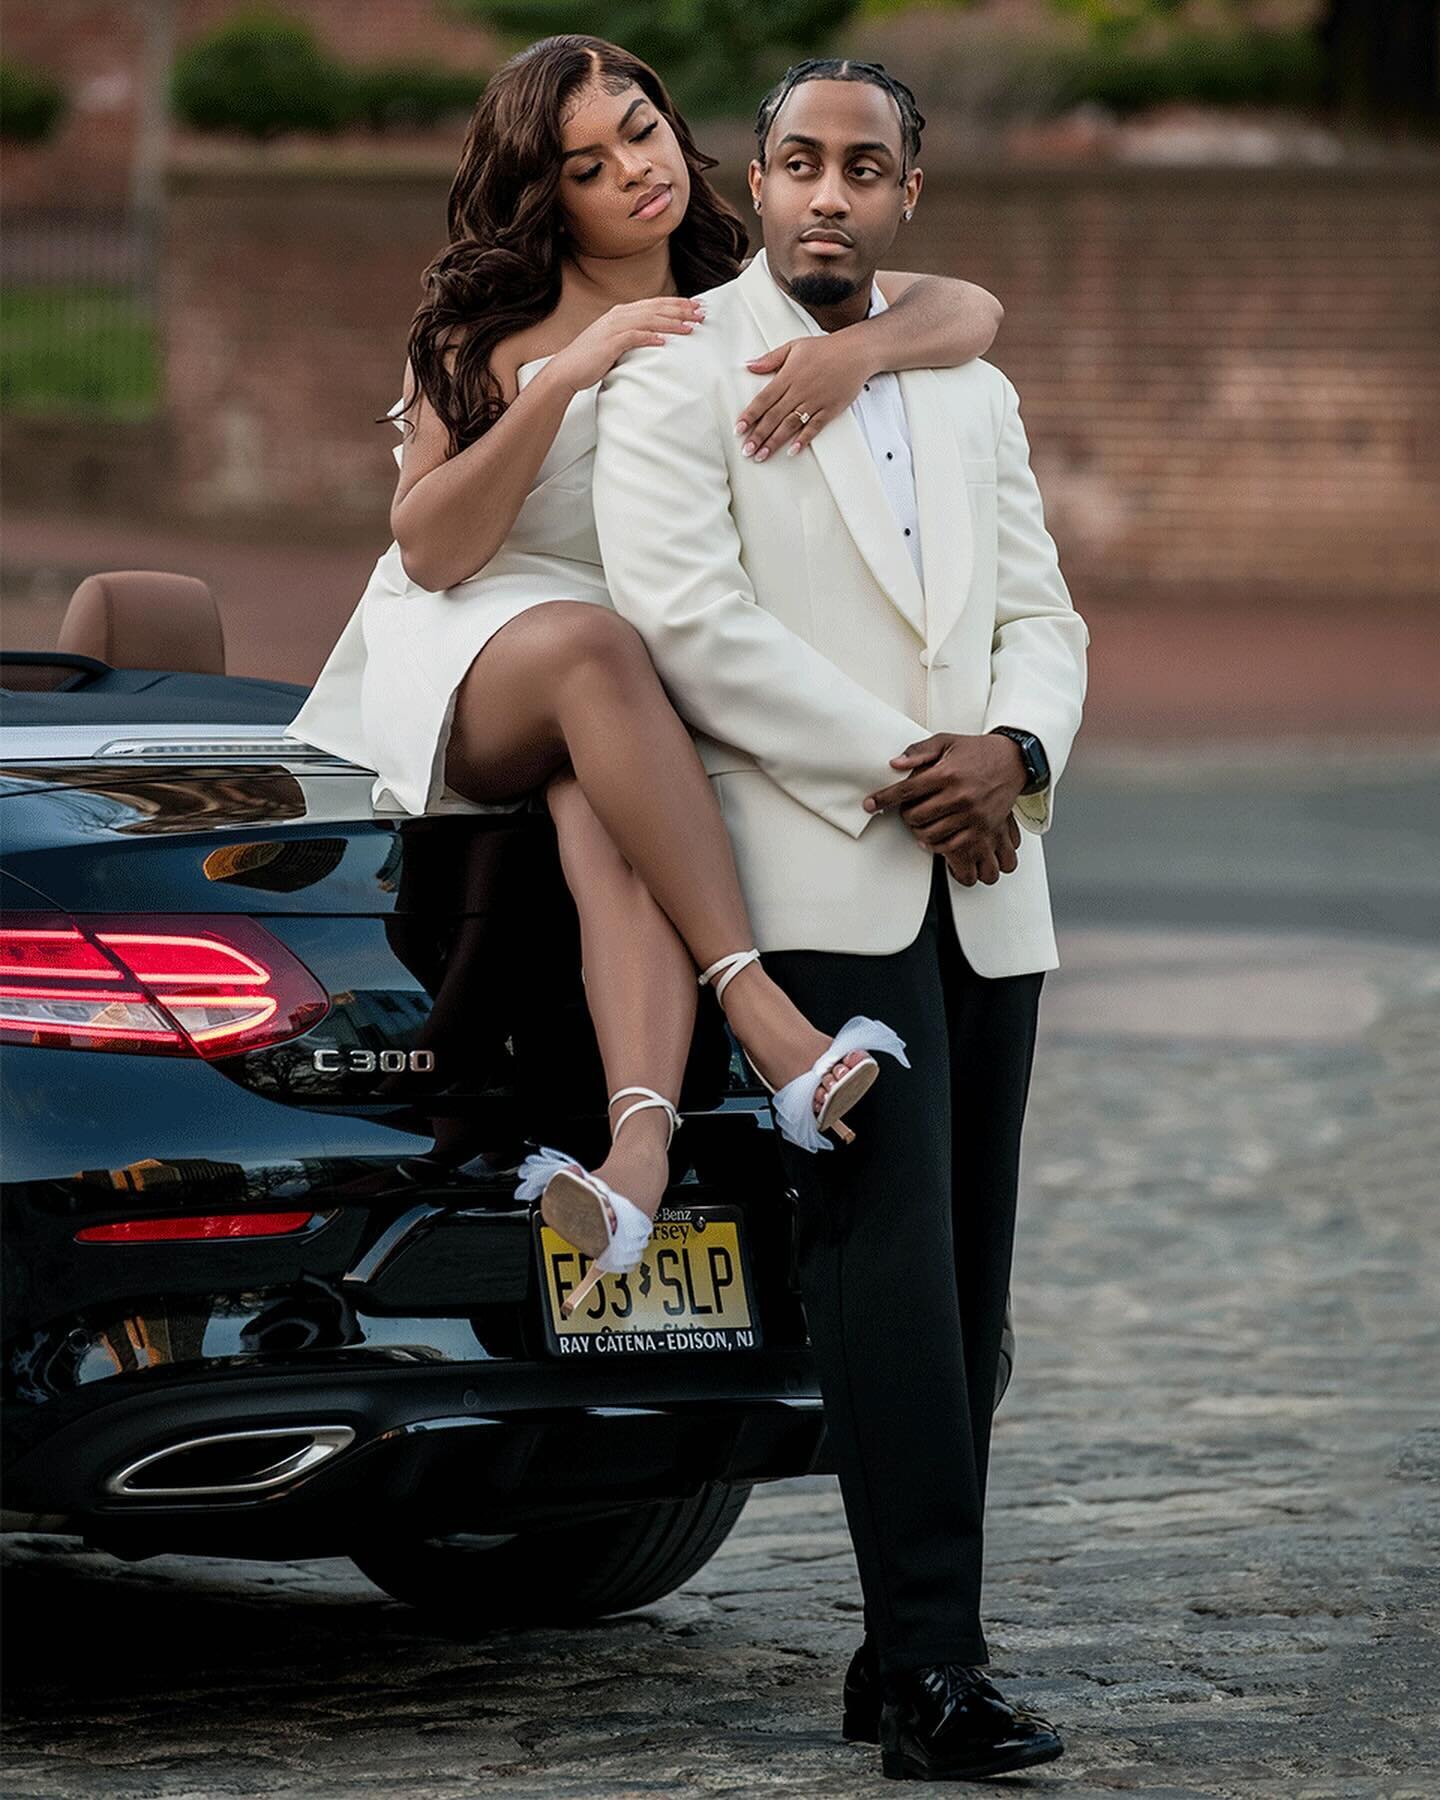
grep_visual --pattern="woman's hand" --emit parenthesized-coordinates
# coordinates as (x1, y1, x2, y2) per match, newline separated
(736, 333, 873, 462)
(735, 275, 1004, 461)
(545, 297, 705, 397)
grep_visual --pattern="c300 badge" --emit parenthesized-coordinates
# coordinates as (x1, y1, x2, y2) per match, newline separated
(311, 1049, 436, 1073)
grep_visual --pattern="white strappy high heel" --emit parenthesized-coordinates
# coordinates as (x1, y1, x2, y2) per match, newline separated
(516, 1085, 681, 1318)
(697, 949, 909, 1153)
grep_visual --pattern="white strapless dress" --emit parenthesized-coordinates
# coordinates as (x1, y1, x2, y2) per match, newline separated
(283, 357, 611, 815)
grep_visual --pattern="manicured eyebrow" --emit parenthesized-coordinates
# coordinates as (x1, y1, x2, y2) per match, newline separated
(563, 97, 647, 161)
(776, 133, 896, 161)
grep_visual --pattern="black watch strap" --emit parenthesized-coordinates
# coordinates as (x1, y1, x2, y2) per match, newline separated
(988, 726, 1050, 796)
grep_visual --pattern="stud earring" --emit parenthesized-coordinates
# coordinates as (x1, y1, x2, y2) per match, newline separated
(903, 208, 914, 221)
(753, 199, 761, 213)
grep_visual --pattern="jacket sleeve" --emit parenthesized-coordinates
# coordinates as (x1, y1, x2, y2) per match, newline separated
(592, 344, 928, 840)
(979, 374, 1090, 835)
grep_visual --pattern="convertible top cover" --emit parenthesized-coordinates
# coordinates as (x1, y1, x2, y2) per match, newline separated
(0, 666, 309, 728)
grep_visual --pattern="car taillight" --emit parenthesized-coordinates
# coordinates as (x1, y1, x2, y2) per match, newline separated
(0, 913, 329, 1057)
(76, 1213, 316, 1242)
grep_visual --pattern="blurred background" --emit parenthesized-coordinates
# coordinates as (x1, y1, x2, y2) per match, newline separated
(1, 0, 1436, 735)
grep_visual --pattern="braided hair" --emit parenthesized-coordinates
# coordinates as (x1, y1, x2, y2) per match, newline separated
(753, 59, 925, 177)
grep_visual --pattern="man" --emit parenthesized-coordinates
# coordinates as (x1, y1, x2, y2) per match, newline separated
(592, 58, 1088, 1783)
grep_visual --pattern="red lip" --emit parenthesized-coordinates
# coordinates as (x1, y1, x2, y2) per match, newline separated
(631, 183, 671, 217)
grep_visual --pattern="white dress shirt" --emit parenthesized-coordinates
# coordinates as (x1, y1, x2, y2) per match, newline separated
(847, 286, 1045, 776)
(850, 282, 923, 585)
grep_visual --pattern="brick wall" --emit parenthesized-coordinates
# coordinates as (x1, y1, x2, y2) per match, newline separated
(2, 1, 140, 206)
(163, 165, 451, 523)
(0, 0, 491, 206)
(915, 165, 1440, 604)
(153, 154, 1440, 606)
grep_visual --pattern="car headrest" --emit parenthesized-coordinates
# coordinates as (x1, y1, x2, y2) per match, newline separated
(57, 571, 227, 675)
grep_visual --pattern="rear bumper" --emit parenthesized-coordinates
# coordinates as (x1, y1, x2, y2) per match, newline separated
(3, 1348, 827, 1557)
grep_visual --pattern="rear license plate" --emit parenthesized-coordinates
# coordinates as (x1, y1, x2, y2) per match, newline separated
(535, 1203, 761, 1355)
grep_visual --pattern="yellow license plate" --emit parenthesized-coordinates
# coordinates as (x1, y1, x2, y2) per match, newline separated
(535, 1204, 760, 1355)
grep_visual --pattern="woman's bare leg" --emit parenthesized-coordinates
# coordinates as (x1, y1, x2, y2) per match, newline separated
(445, 602, 864, 1114)
(544, 765, 694, 1220)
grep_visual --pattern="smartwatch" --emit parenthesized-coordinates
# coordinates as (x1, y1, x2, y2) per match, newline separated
(988, 726, 1050, 797)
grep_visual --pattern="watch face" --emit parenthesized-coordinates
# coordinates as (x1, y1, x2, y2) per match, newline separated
(994, 727, 1047, 791)
(1015, 733, 1048, 790)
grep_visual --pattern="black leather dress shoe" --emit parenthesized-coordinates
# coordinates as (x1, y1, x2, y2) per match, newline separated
(842, 1636, 882, 1743)
(880, 1663, 1063, 1782)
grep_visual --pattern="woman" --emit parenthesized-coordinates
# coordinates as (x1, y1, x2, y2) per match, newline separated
(285, 35, 1003, 1296)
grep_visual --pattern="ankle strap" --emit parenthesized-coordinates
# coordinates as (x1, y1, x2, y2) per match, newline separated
(697, 947, 762, 1004)
(608, 1086, 682, 1149)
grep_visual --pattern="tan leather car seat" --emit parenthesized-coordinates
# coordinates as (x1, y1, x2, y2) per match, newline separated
(57, 571, 226, 675)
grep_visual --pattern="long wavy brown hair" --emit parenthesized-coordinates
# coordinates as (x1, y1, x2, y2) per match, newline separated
(397, 35, 748, 456)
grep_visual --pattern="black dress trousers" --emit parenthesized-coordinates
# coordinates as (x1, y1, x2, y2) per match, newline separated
(763, 853, 1045, 1677)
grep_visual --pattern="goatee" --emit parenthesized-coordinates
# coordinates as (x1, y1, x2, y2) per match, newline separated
(787, 271, 861, 308)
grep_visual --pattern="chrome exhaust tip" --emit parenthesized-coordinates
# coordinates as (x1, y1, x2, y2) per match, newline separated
(105, 1425, 356, 1498)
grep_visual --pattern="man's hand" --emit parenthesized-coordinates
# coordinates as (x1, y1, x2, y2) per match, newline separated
(864, 733, 1027, 887)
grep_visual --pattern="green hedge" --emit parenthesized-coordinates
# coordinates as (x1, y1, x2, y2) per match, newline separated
(169, 10, 1323, 140)
(0, 60, 68, 143)
(172, 11, 353, 137)
(347, 62, 484, 132)
(172, 10, 485, 139)
(1057, 30, 1324, 116)
(459, 0, 856, 119)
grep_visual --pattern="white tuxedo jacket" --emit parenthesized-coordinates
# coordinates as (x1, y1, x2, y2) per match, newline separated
(591, 251, 1089, 974)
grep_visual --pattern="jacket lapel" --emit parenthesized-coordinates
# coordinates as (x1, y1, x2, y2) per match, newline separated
(899, 366, 975, 661)
(737, 254, 927, 641)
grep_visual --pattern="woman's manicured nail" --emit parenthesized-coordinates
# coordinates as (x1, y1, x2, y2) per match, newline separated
(735, 421, 748, 436)
(755, 446, 770, 462)
(788, 441, 802, 455)
(742, 441, 755, 457)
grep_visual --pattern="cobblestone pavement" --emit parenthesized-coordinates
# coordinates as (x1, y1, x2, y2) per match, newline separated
(4, 771, 1438, 1797)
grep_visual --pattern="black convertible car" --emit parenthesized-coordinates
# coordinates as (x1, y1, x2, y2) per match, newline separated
(0, 571, 835, 1622)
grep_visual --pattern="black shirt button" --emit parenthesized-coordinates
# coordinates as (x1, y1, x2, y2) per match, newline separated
(886, 451, 894, 459)
(903, 527, 911, 536)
